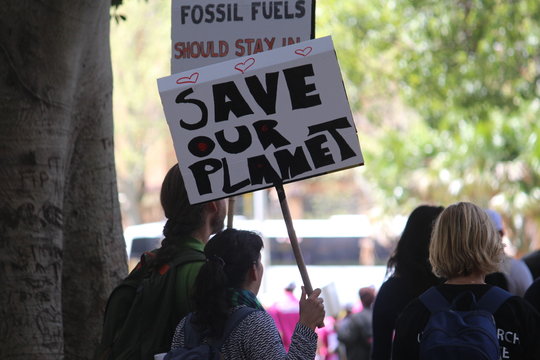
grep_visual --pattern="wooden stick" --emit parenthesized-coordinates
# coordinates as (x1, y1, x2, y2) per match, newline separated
(275, 183, 313, 295)
(227, 196, 235, 228)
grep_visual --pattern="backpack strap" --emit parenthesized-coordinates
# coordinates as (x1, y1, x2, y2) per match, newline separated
(476, 286, 513, 314)
(155, 249, 206, 276)
(182, 313, 200, 349)
(183, 306, 258, 350)
(218, 306, 258, 346)
(419, 287, 451, 313)
(420, 286, 513, 315)
(169, 250, 206, 267)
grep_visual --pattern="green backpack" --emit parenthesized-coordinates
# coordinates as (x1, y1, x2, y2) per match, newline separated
(94, 249, 206, 360)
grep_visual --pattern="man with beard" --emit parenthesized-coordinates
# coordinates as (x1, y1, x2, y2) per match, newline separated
(95, 163, 227, 360)
(155, 163, 228, 317)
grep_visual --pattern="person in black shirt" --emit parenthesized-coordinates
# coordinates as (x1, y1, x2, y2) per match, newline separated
(522, 249, 540, 280)
(524, 278, 540, 314)
(392, 202, 540, 360)
(371, 205, 444, 360)
(169, 228, 326, 360)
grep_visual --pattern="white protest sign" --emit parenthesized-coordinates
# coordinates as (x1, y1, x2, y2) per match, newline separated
(158, 36, 364, 205)
(171, 0, 314, 74)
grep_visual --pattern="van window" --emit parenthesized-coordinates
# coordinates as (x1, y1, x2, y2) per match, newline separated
(130, 237, 162, 259)
(270, 237, 362, 265)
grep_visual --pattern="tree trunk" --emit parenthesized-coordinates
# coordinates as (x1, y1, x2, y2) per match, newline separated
(0, 1, 127, 359)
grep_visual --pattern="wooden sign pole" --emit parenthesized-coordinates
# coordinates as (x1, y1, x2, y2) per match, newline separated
(227, 196, 236, 228)
(275, 183, 313, 295)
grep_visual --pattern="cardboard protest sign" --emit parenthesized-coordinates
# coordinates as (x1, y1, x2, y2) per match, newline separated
(158, 36, 364, 205)
(171, 0, 315, 73)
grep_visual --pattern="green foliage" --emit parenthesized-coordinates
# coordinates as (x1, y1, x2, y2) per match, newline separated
(318, 0, 540, 252)
(317, 0, 402, 114)
(110, 0, 149, 23)
(111, 0, 126, 23)
(110, 0, 171, 224)
(108, 0, 540, 251)
(396, 0, 540, 126)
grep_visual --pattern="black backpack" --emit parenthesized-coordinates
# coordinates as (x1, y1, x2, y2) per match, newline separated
(163, 306, 258, 360)
(94, 249, 205, 360)
(418, 286, 512, 360)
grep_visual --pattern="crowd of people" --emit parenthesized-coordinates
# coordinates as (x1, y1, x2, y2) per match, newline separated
(94, 163, 540, 360)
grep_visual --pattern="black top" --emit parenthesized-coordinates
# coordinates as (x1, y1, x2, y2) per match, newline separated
(392, 284, 540, 360)
(524, 278, 540, 314)
(523, 250, 540, 280)
(371, 276, 429, 360)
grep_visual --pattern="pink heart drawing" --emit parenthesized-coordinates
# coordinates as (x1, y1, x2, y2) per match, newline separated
(234, 58, 255, 74)
(295, 47, 313, 57)
(176, 72, 199, 85)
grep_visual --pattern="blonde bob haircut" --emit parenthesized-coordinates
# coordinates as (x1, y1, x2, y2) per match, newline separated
(429, 202, 504, 279)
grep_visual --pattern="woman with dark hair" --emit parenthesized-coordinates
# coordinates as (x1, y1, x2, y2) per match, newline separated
(371, 205, 444, 360)
(169, 228, 326, 359)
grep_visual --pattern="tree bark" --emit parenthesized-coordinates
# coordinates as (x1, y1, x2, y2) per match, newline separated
(0, 1, 127, 359)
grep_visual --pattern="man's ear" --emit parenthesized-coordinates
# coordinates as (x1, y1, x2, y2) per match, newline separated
(205, 201, 218, 213)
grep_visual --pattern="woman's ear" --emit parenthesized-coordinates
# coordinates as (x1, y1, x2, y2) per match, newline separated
(248, 263, 261, 282)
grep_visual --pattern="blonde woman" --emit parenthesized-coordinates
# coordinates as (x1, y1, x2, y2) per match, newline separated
(391, 202, 540, 360)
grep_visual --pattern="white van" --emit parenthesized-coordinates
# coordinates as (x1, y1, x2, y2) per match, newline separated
(123, 215, 388, 310)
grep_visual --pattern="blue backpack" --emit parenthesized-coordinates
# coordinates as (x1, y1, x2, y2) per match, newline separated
(164, 306, 257, 360)
(418, 286, 512, 360)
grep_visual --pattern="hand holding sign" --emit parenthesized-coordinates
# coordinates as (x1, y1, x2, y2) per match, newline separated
(159, 36, 363, 299)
